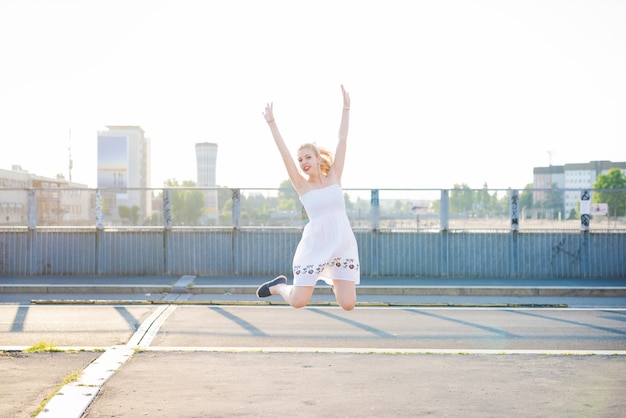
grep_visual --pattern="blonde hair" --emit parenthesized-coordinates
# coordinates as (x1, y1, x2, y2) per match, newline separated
(298, 142, 334, 176)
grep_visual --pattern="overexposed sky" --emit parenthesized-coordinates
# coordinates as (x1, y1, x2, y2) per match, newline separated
(1, 0, 624, 190)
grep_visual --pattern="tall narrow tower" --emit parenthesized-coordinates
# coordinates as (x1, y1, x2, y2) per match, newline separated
(195, 142, 219, 223)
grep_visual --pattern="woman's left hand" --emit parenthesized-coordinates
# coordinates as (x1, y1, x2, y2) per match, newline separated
(341, 85, 350, 110)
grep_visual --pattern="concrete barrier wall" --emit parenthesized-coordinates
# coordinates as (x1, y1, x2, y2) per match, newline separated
(1, 228, 624, 278)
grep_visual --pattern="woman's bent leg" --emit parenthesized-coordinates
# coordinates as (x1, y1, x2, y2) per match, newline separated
(273, 284, 315, 309)
(332, 279, 356, 311)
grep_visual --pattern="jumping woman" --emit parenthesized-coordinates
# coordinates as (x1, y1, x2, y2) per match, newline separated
(256, 85, 360, 311)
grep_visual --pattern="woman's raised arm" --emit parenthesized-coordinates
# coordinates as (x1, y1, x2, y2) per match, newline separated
(330, 85, 350, 182)
(263, 103, 305, 190)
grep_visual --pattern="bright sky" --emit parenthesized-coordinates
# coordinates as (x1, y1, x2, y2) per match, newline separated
(1, 0, 625, 191)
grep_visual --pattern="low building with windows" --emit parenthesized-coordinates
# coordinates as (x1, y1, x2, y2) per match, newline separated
(0, 166, 93, 226)
(533, 160, 626, 218)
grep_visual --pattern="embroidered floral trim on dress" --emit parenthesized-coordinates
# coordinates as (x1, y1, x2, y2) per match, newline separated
(293, 257, 359, 276)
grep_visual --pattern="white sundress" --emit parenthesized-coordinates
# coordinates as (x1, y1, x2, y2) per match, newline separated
(292, 184, 360, 286)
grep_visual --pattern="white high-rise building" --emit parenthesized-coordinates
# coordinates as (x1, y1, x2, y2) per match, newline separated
(195, 142, 218, 222)
(97, 126, 151, 225)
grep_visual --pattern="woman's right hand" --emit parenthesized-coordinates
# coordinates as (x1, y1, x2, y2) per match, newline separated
(263, 102, 275, 124)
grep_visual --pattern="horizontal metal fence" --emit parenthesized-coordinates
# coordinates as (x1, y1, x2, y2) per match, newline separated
(1, 227, 624, 278)
(1, 187, 624, 278)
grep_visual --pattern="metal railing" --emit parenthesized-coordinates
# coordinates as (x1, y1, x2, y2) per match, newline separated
(1, 187, 624, 278)
(1, 187, 625, 231)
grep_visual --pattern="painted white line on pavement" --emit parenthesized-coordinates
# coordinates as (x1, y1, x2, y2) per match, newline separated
(37, 345, 135, 418)
(37, 299, 184, 418)
(127, 304, 178, 347)
(36, 385, 98, 418)
(138, 346, 626, 356)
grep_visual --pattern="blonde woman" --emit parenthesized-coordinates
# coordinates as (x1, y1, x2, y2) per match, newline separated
(256, 85, 360, 310)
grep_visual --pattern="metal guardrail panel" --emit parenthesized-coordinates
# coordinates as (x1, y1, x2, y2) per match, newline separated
(0, 228, 624, 278)
(0, 228, 28, 275)
(166, 229, 233, 276)
(97, 229, 164, 275)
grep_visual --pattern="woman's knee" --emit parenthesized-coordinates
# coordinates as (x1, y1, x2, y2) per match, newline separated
(338, 299, 355, 311)
(336, 292, 356, 310)
(333, 280, 356, 311)
(288, 286, 314, 308)
(289, 299, 309, 309)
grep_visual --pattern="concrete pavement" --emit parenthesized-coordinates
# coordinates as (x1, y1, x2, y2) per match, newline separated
(4, 348, 624, 417)
(2, 276, 626, 417)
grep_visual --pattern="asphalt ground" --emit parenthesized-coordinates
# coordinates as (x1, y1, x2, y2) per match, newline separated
(1, 276, 626, 417)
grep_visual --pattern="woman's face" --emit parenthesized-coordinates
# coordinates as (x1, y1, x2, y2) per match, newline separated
(297, 147, 319, 175)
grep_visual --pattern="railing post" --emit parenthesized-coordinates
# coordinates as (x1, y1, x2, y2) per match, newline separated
(27, 189, 36, 275)
(370, 189, 379, 230)
(163, 189, 172, 274)
(509, 189, 519, 231)
(231, 189, 241, 276)
(27, 189, 36, 229)
(95, 190, 104, 230)
(95, 189, 104, 275)
(508, 189, 519, 277)
(579, 189, 591, 277)
(440, 189, 449, 231)
(580, 189, 590, 232)
(163, 189, 172, 229)
(231, 189, 241, 229)
(368, 189, 380, 276)
(439, 189, 450, 277)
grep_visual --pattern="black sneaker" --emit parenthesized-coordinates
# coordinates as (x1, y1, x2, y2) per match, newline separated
(256, 275, 287, 298)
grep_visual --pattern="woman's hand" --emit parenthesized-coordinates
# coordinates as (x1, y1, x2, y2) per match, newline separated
(263, 102, 275, 124)
(341, 85, 350, 110)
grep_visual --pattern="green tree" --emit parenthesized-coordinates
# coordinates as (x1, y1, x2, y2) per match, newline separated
(541, 183, 564, 219)
(163, 179, 205, 226)
(593, 168, 626, 216)
(278, 179, 298, 211)
(146, 211, 161, 226)
(344, 192, 354, 211)
(243, 192, 272, 224)
(497, 192, 509, 216)
(475, 183, 490, 215)
(118, 205, 140, 225)
(450, 183, 473, 215)
(216, 187, 233, 224)
(474, 183, 502, 216)
(519, 184, 533, 212)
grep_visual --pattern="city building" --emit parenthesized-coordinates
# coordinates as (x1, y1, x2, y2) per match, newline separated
(0, 166, 92, 226)
(97, 126, 152, 225)
(533, 160, 626, 217)
(532, 165, 564, 204)
(195, 142, 219, 223)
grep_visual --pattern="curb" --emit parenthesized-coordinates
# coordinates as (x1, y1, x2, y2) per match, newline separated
(29, 299, 569, 308)
(3, 285, 626, 297)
